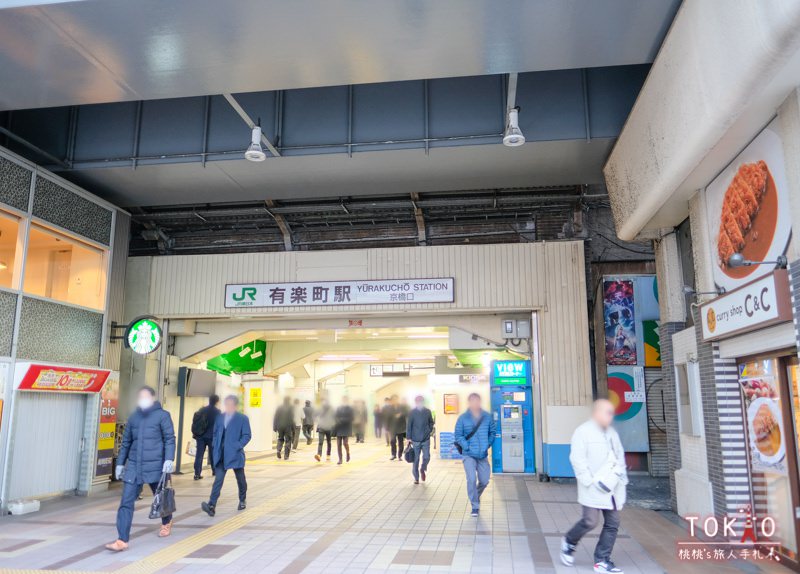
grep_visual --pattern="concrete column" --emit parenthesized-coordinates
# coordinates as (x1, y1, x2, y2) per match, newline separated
(654, 231, 687, 511)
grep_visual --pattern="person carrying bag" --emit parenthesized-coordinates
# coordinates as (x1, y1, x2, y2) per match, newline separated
(149, 472, 177, 520)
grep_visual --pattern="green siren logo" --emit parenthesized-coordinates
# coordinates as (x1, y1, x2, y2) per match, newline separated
(125, 317, 162, 355)
(232, 286, 257, 303)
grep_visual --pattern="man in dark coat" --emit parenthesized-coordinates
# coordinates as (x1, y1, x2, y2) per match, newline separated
(106, 386, 176, 552)
(380, 397, 393, 446)
(389, 395, 409, 461)
(273, 397, 295, 459)
(406, 395, 434, 484)
(302, 400, 315, 445)
(334, 396, 355, 465)
(202, 395, 252, 516)
(192, 394, 220, 480)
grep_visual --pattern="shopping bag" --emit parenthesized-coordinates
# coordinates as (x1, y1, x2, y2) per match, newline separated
(186, 440, 197, 457)
(149, 473, 177, 519)
(403, 443, 415, 463)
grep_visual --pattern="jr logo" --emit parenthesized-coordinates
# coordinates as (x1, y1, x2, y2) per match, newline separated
(232, 287, 257, 302)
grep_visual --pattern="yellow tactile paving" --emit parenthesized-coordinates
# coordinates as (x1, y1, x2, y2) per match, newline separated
(113, 452, 382, 574)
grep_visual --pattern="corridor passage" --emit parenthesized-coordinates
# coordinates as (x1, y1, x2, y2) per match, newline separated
(0, 441, 782, 574)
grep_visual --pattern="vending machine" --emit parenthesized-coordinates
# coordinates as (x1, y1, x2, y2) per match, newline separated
(490, 360, 535, 473)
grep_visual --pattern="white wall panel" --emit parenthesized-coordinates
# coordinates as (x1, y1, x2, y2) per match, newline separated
(144, 242, 591, 407)
(8, 392, 86, 499)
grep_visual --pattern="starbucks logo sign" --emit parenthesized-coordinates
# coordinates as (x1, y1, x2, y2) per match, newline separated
(125, 316, 162, 355)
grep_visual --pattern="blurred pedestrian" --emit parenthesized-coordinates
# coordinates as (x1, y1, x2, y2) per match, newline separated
(201, 395, 252, 516)
(406, 395, 434, 484)
(354, 400, 368, 443)
(292, 398, 303, 451)
(373, 403, 383, 439)
(273, 397, 295, 460)
(389, 395, 408, 461)
(454, 393, 496, 517)
(191, 395, 220, 480)
(560, 399, 627, 574)
(381, 397, 393, 446)
(334, 396, 355, 465)
(315, 400, 335, 462)
(105, 386, 175, 552)
(302, 400, 315, 445)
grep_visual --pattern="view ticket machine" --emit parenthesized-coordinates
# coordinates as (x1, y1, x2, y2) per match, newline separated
(490, 360, 535, 473)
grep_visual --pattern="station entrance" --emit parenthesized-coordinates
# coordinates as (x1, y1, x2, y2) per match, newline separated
(168, 323, 538, 475)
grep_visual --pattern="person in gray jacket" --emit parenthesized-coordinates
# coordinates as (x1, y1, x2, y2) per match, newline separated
(560, 399, 627, 574)
(314, 400, 335, 461)
(406, 395, 434, 484)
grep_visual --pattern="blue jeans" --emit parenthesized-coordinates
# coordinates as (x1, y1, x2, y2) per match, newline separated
(462, 456, 490, 511)
(194, 436, 213, 477)
(116, 481, 171, 542)
(411, 439, 431, 481)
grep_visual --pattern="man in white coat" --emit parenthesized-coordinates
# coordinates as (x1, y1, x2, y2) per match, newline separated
(561, 399, 627, 574)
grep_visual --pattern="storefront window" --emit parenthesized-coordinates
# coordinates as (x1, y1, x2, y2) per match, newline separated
(0, 210, 23, 290)
(739, 357, 797, 557)
(23, 224, 107, 311)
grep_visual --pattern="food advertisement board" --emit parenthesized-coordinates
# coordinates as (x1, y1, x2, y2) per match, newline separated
(739, 359, 787, 475)
(443, 394, 459, 415)
(705, 120, 792, 292)
(95, 372, 119, 478)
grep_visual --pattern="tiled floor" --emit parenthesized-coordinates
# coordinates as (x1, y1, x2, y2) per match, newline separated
(0, 440, 788, 574)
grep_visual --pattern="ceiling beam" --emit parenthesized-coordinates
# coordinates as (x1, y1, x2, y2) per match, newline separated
(223, 93, 281, 157)
(410, 192, 427, 245)
(265, 199, 293, 251)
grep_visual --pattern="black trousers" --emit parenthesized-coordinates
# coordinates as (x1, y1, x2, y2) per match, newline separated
(337, 436, 350, 462)
(317, 430, 332, 456)
(194, 436, 213, 477)
(209, 461, 247, 506)
(277, 428, 293, 458)
(391, 432, 406, 458)
(292, 425, 301, 449)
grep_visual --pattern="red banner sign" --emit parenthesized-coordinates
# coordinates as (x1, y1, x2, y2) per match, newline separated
(18, 365, 111, 393)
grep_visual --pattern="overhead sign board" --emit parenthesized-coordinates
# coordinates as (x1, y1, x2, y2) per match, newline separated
(225, 278, 454, 308)
(492, 360, 529, 386)
(17, 364, 111, 393)
(700, 270, 792, 341)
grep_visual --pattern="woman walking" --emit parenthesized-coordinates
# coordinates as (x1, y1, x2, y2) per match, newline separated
(334, 396, 355, 465)
(314, 400, 335, 462)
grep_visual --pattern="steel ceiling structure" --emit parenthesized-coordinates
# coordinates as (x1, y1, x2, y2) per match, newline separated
(0, 0, 680, 110)
(2, 66, 647, 207)
(129, 186, 608, 255)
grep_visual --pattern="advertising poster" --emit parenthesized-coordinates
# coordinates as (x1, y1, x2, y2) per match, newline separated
(443, 394, 459, 414)
(642, 320, 662, 367)
(603, 279, 637, 365)
(607, 367, 649, 452)
(705, 119, 793, 291)
(739, 359, 787, 475)
(95, 372, 119, 478)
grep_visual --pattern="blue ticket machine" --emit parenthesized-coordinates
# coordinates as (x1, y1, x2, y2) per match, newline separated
(490, 360, 535, 473)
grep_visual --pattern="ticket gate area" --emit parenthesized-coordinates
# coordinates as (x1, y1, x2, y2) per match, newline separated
(490, 360, 535, 474)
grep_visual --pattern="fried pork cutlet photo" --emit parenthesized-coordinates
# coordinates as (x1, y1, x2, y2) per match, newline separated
(717, 160, 769, 267)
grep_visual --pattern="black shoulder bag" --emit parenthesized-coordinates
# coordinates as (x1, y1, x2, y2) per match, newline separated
(149, 472, 177, 519)
(455, 415, 485, 455)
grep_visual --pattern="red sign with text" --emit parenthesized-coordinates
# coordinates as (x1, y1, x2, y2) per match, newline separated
(18, 365, 111, 393)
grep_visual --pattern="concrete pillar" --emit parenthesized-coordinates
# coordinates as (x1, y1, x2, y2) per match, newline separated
(654, 231, 687, 512)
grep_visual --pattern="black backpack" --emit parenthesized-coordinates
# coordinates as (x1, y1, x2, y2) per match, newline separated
(191, 408, 209, 438)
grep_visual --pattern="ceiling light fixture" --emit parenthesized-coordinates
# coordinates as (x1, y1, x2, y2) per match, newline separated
(238, 347, 251, 358)
(503, 107, 525, 147)
(250, 350, 263, 359)
(244, 120, 267, 162)
(407, 334, 449, 339)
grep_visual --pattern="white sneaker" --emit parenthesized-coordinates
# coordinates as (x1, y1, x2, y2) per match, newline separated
(560, 538, 576, 566)
(594, 561, 623, 574)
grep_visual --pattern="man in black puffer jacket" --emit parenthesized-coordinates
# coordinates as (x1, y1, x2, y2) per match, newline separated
(106, 386, 176, 552)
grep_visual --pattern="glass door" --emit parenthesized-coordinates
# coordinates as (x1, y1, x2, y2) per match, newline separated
(738, 357, 797, 559)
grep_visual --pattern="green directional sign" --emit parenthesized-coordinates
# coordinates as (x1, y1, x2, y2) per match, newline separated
(125, 317, 162, 355)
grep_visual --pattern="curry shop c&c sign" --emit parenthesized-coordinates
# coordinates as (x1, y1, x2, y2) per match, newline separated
(700, 270, 792, 341)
